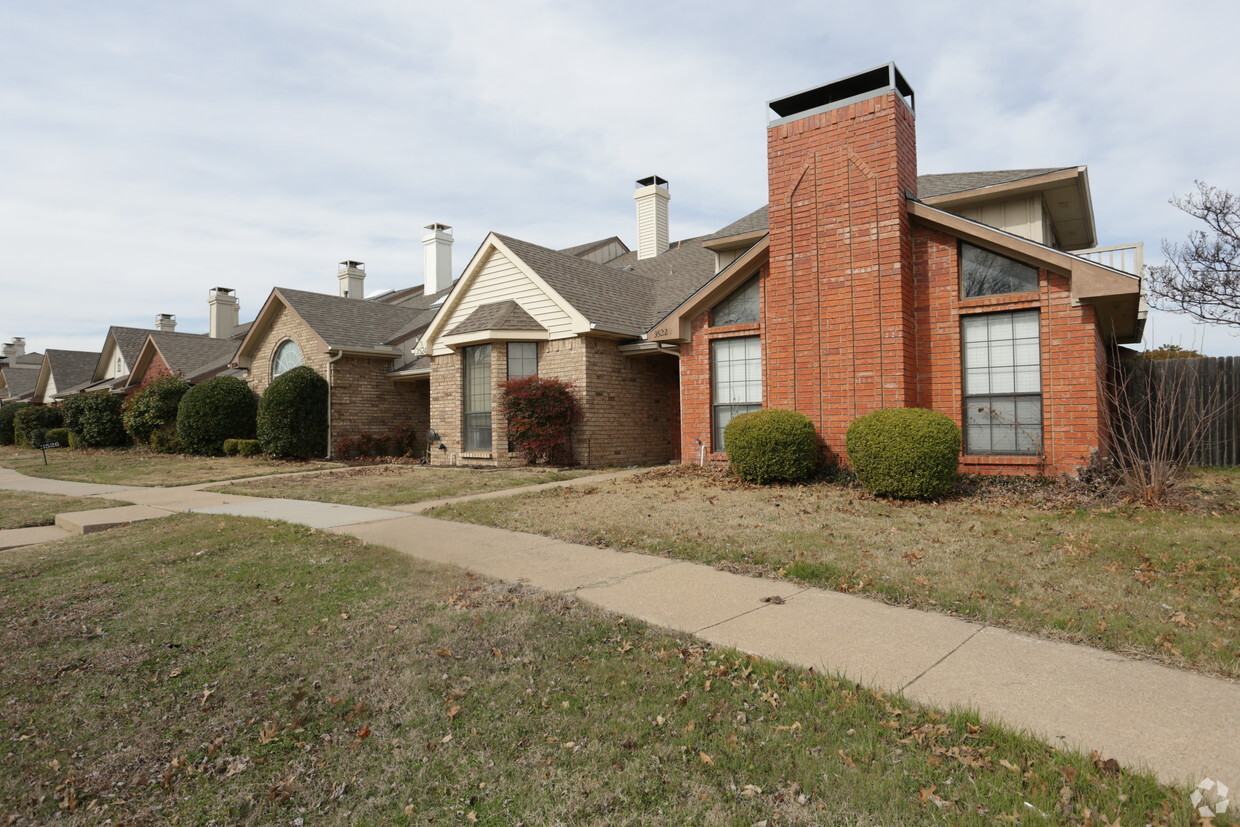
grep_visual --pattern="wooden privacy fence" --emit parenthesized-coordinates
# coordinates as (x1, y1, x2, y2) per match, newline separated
(1113, 355, 1240, 467)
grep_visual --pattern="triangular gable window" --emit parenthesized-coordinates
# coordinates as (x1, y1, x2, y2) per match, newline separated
(711, 277, 759, 326)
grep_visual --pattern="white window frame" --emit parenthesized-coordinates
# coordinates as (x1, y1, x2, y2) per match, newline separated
(711, 335, 761, 451)
(962, 310, 1042, 455)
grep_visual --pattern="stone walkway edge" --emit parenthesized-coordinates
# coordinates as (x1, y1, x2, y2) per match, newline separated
(0, 462, 1236, 788)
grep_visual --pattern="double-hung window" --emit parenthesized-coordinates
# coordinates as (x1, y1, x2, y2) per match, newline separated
(711, 336, 761, 450)
(962, 311, 1041, 454)
(462, 344, 492, 451)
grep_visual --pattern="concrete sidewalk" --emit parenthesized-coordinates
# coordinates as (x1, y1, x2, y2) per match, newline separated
(336, 513, 1240, 788)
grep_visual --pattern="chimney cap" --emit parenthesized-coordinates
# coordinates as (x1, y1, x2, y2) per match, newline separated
(768, 62, 914, 125)
(424, 223, 452, 233)
(210, 286, 235, 295)
(636, 175, 669, 190)
(338, 260, 365, 272)
(157, 313, 175, 320)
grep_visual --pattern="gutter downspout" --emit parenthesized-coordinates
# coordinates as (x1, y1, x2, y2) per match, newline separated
(327, 350, 345, 458)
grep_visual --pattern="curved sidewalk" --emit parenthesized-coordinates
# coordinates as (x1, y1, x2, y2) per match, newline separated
(1, 462, 1236, 788)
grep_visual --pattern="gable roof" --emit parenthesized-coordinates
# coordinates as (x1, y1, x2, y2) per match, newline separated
(148, 332, 241, 378)
(447, 300, 545, 336)
(90, 326, 154, 382)
(494, 234, 660, 334)
(36, 349, 100, 401)
(236, 288, 424, 362)
(1, 367, 38, 399)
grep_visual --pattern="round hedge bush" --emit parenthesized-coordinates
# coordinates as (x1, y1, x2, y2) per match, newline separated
(13, 405, 64, 447)
(724, 409, 819, 484)
(122, 376, 190, 446)
(176, 376, 257, 456)
(845, 408, 961, 499)
(257, 366, 328, 459)
(60, 392, 127, 447)
(0, 402, 28, 446)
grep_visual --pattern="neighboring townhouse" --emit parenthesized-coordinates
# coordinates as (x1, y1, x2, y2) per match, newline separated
(415, 63, 1143, 476)
(52, 322, 169, 399)
(31, 350, 101, 405)
(232, 226, 457, 451)
(0, 339, 43, 404)
(125, 291, 253, 389)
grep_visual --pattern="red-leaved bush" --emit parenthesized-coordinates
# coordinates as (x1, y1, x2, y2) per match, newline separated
(500, 376, 581, 465)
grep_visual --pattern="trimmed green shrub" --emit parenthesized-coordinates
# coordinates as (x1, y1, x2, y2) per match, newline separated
(222, 438, 240, 456)
(13, 406, 63, 447)
(60, 392, 127, 447)
(122, 376, 190, 445)
(68, 431, 83, 450)
(724, 409, 819, 484)
(0, 402, 28, 446)
(845, 408, 961, 499)
(500, 376, 581, 465)
(44, 428, 71, 448)
(257, 366, 328, 459)
(235, 439, 262, 457)
(176, 376, 257, 456)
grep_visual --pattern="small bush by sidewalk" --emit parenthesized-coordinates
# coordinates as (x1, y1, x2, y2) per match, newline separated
(846, 408, 960, 499)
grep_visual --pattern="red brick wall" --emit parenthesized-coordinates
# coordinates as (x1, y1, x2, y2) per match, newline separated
(910, 228, 1106, 476)
(131, 351, 173, 390)
(679, 88, 1109, 477)
(678, 265, 767, 464)
(764, 91, 919, 462)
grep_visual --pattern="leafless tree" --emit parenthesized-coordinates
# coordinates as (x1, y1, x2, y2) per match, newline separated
(1146, 181, 1240, 327)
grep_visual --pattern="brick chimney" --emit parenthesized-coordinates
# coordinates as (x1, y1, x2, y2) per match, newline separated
(422, 224, 454, 295)
(208, 287, 239, 338)
(634, 176, 670, 259)
(764, 63, 918, 459)
(338, 261, 365, 299)
(155, 313, 177, 333)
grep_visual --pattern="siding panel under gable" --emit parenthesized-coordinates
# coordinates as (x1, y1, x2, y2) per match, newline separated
(958, 196, 1047, 245)
(431, 248, 575, 356)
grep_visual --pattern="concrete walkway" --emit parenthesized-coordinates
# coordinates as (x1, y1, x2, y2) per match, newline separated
(1, 462, 1236, 788)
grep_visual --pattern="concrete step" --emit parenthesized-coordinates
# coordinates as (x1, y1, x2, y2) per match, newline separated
(0, 525, 72, 551)
(55, 505, 171, 535)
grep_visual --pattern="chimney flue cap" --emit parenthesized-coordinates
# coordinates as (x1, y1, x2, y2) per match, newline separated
(636, 175, 668, 190)
(424, 223, 452, 233)
(338, 260, 365, 273)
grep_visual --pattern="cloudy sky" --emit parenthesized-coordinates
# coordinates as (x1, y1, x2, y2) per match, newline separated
(3, 0, 1239, 356)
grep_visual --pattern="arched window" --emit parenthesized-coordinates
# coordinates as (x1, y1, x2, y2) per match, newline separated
(272, 339, 304, 379)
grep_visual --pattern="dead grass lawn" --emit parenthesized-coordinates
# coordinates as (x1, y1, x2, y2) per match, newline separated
(433, 466, 1240, 679)
(0, 445, 336, 487)
(0, 490, 131, 530)
(0, 512, 1188, 824)
(209, 464, 600, 507)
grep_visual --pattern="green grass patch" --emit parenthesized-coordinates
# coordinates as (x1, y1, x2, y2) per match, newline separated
(0, 490, 131, 530)
(0, 513, 1195, 824)
(431, 466, 1240, 679)
(208, 464, 602, 507)
(0, 445, 336, 487)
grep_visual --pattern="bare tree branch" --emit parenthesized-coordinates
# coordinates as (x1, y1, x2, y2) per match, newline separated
(1145, 181, 1240, 327)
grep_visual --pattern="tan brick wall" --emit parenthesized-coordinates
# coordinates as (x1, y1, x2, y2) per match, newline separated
(245, 304, 328, 397)
(329, 355, 428, 454)
(428, 337, 678, 468)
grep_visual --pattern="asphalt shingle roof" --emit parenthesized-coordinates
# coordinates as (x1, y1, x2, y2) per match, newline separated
(149, 332, 241, 379)
(45, 350, 100, 394)
(1, 368, 37, 398)
(447, 300, 545, 336)
(274, 287, 424, 351)
(916, 168, 1071, 199)
(109, 326, 154, 370)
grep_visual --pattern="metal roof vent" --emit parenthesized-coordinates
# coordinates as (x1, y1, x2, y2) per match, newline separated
(768, 62, 914, 126)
